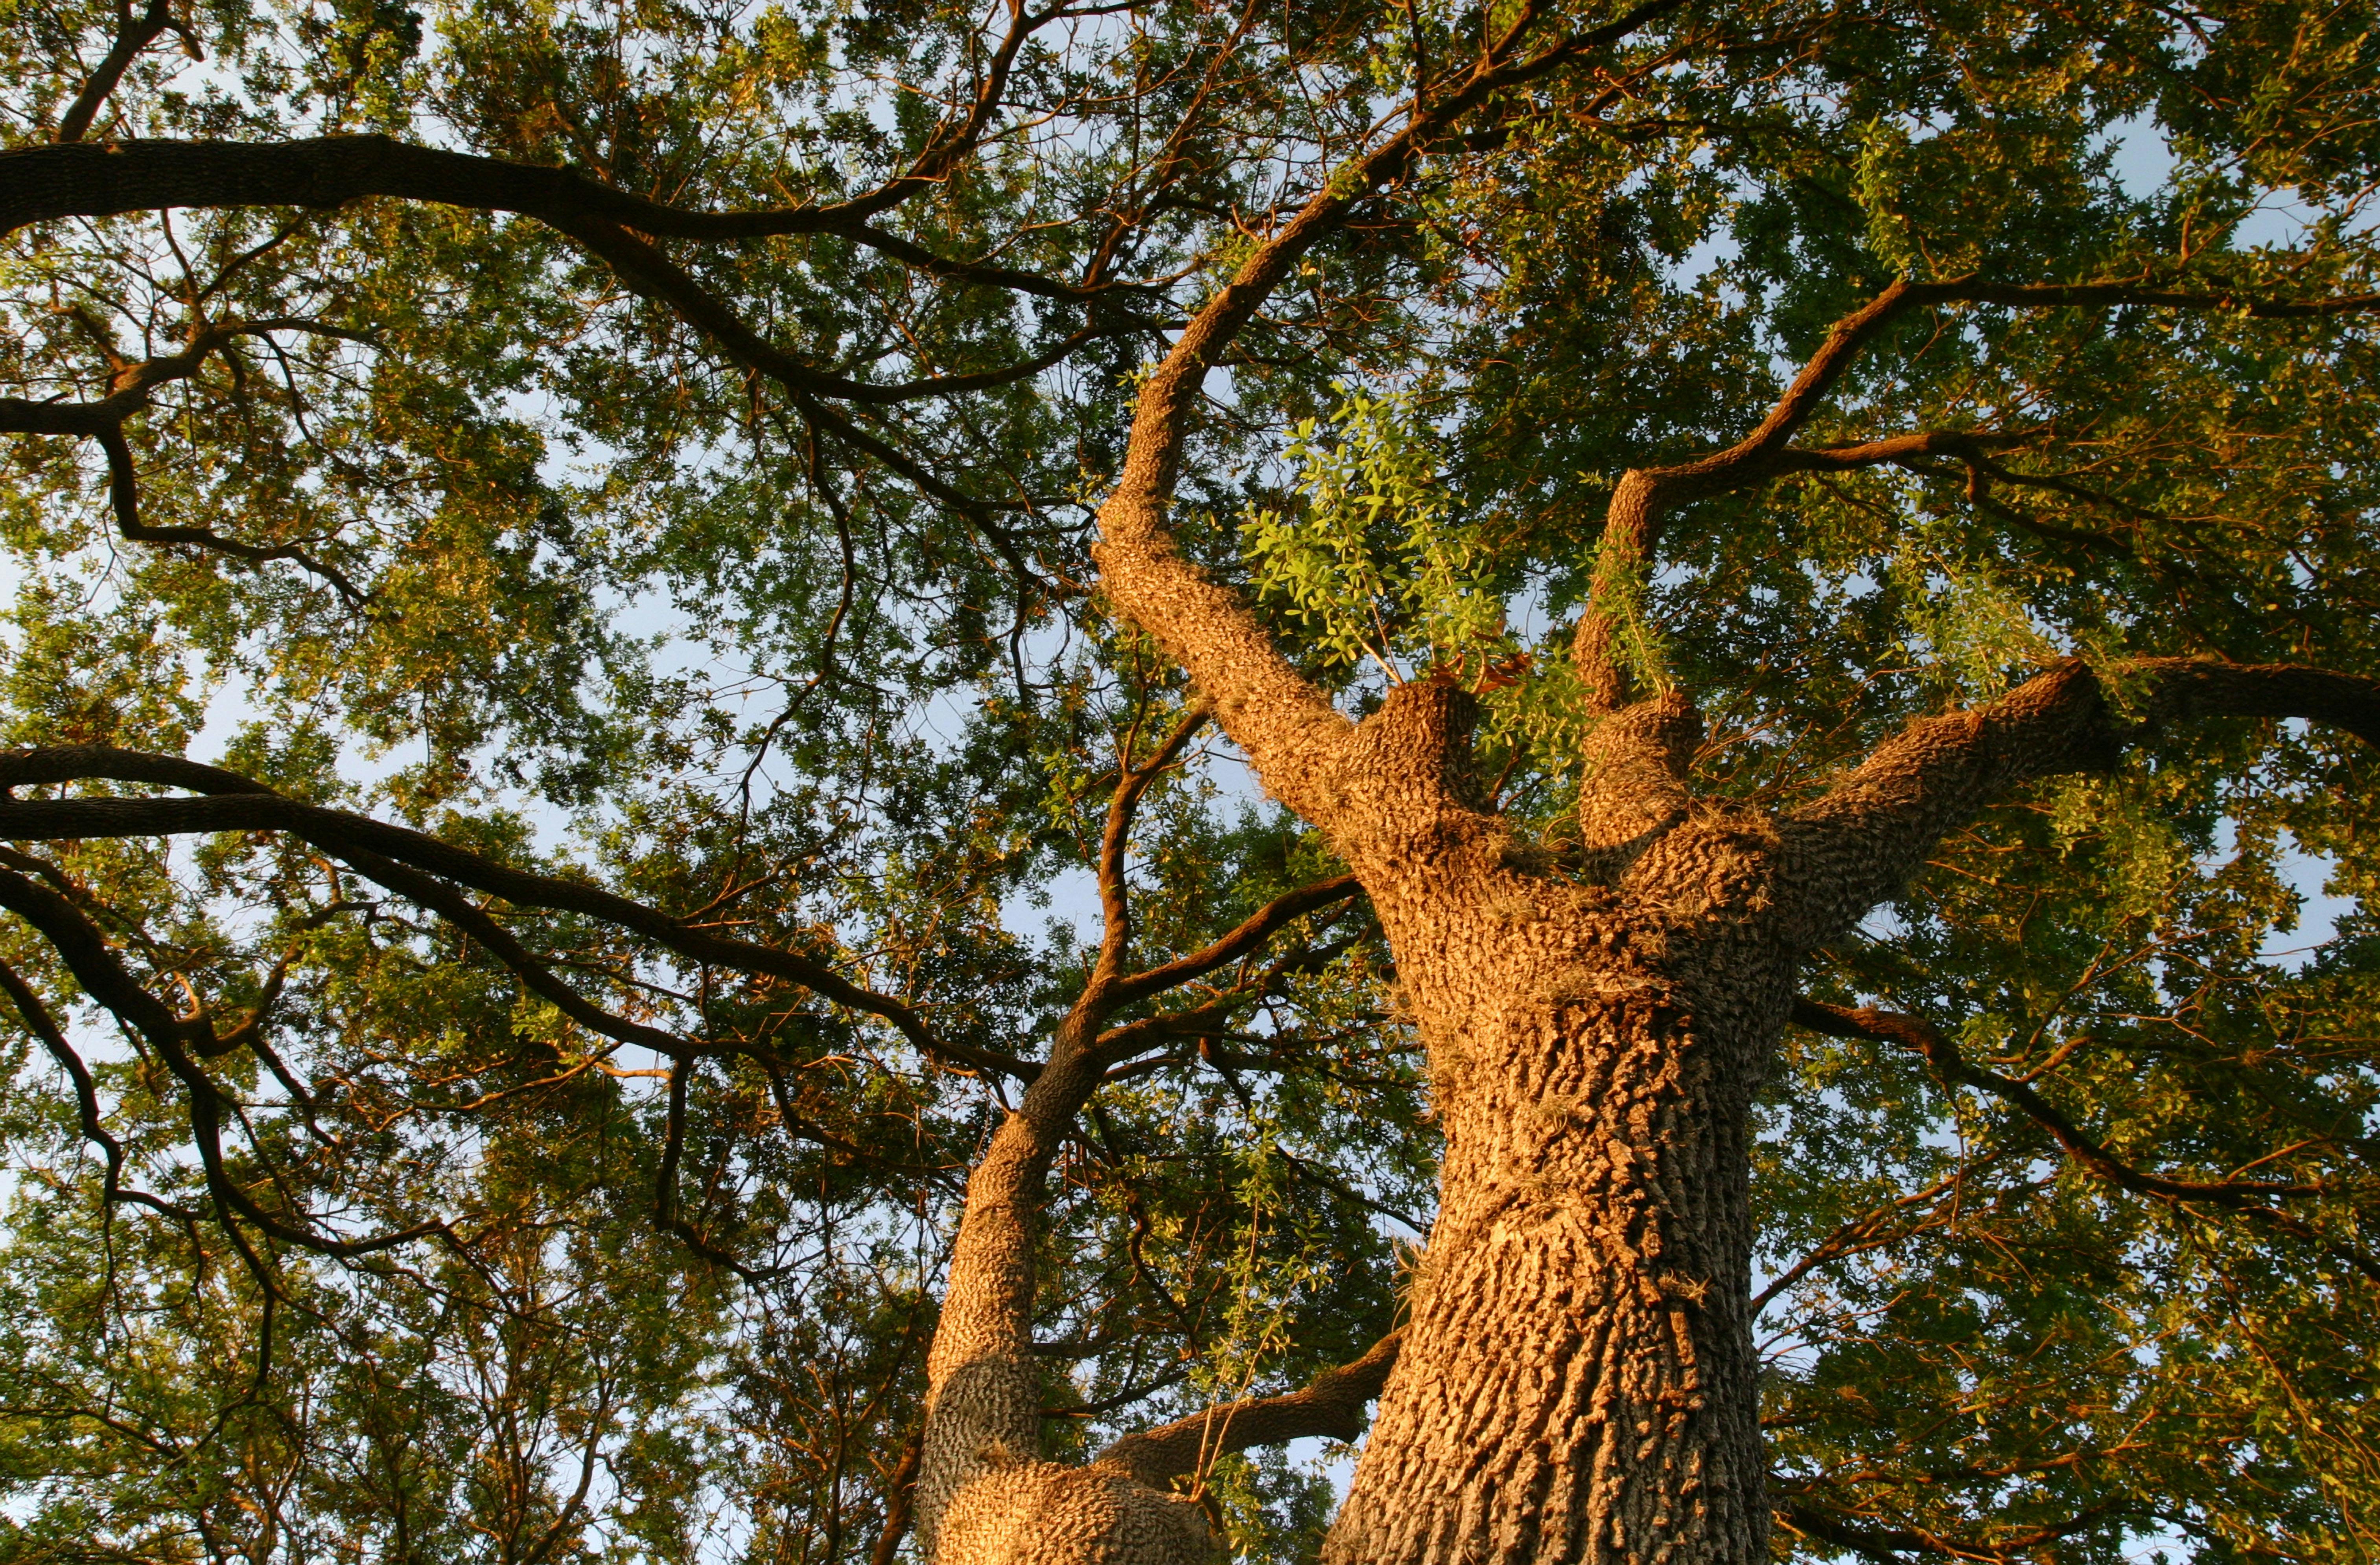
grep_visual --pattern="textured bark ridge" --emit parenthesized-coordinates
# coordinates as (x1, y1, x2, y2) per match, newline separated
(1311, 682, 1785, 1565)
(914, 1031, 1217, 1565)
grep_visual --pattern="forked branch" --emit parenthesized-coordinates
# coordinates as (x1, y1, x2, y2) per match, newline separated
(0, 863, 444, 1256)
(56, 0, 193, 144)
(1572, 275, 2380, 708)
(1092, 0, 1686, 829)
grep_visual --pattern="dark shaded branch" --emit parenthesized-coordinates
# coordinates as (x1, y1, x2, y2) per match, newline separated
(839, 220, 1144, 302)
(1, 322, 376, 601)
(1776, 1504, 1925, 1565)
(1791, 995, 2378, 1281)
(797, 394, 1030, 516)
(0, 864, 442, 1256)
(0, 746, 1022, 1077)
(556, 214, 1132, 406)
(1791, 998, 2321, 1206)
(1750, 1163, 1988, 1316)
(1778, 1500, 2111, 1565)
(2, 0, 1045, 249)
(1045, 1367, 1192, 1419)
(0, 319, 367, 437)
(96, 424, 367, 603)
(56, 0, 188, 144)
(315, 836, 692, 1060)
(1095, 1329, 1402, 1483)
(0, 954, 194, 1220)
(656, 1059, 763, 1279)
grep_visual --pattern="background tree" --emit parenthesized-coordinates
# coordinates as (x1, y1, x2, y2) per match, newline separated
(1, 1, 2377, 1563)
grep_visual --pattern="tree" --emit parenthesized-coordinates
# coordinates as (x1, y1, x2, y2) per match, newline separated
(2, 0, 2377, 1561)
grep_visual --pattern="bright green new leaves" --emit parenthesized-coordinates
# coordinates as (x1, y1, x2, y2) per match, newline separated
(1, 1, 2378, 1562)
(1240, 385, 1508, 683)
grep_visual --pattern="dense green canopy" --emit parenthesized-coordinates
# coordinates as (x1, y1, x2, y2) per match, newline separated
(0, 0, 2374, 1559)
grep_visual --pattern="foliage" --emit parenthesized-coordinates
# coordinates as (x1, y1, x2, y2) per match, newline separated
(0, 0, 2374, 1562)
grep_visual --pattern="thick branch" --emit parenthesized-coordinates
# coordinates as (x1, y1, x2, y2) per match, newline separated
(1095, 1330, 1403, 1484)
(1775, 657, 2380, 949)
(56, 0, 186, 144)
(1093, 0, 1685, 827)
(1, 24, 1052, 250)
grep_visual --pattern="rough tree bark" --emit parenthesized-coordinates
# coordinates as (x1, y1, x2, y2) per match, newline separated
(908, 713, 1388, 1565)
(7, 8, 2378, 1562)
(1072, 35, 2380, 1560)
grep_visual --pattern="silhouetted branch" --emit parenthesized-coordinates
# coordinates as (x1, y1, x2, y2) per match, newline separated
(0, 745, 1023, 1078)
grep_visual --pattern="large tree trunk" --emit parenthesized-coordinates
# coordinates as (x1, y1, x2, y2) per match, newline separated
(1328, 938, 1777, 1564)
(1319, 690, 1783, 1565)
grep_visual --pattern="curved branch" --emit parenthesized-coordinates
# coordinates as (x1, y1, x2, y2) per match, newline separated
(96, 424, 368, 603)
(0, 954, 195, 1220)
(1106, 872, 1359, 1011)
(1789, 998, 2321, 1206)
(1776, 657, 2380, 949)
(1095, 1329, 1402, 1483)
(1572, 274, 2380, 707)
(1093, 0, 1687, 828)
(0, 746, 1020, 1077)
(0, 864, 442, 1256)
(2, 323, 377, 601)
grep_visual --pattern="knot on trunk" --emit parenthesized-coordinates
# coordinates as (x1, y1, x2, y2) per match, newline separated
(1339, 677, 1488, 830)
